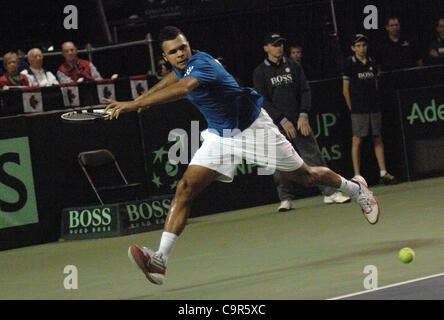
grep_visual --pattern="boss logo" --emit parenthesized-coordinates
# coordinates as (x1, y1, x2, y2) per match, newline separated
(357, 71, 375, 80)
(68, 208, 112, 228)
(125, 199, 171, 222)
(270, 74, 293, 86)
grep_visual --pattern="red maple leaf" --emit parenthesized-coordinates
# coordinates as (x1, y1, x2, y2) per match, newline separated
(29, 95, 39, 109)
(136, 83, 145, 96)
(103, 86, 112, 99)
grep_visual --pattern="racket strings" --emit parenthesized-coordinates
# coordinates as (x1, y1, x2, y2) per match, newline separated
(61, 111, 109, 121)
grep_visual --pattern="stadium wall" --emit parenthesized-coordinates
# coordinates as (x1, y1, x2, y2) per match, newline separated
(1, 66, 444, 250)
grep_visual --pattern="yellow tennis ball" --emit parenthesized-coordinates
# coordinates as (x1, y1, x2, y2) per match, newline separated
(399, 247, 415, 263)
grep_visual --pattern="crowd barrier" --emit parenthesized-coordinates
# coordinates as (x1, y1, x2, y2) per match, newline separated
(0, 75, 159, 117)
(1, 66, 444, 250)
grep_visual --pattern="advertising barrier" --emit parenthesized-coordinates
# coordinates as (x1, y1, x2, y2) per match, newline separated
(60, 194, 174, 241)
(397, 85, 444, 180)
(0, 137, 39, 229)
(0, 75, 157, 117)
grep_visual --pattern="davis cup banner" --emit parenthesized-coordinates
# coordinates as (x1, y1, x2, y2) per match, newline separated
(0, 137, 39, 229)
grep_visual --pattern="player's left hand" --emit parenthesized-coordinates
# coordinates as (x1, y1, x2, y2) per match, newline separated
(103, 98, 139, 119)
(297, 116, 312, 136)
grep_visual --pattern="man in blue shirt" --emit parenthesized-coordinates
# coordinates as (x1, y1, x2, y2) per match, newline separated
(104, 26, 380, 286)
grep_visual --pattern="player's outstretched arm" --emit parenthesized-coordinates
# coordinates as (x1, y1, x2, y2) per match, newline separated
(104, 76, 199, 119)
(135, 71, 179, 102)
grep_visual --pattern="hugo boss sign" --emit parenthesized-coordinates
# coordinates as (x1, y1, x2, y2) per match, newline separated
(120, 195, 174, 235)
(60, 195, 174, 241)
(61, 205, 120, 240)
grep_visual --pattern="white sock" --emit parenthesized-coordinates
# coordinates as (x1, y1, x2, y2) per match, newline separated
(338, 176, 360, 197)
(380, 170, 387, 177)
(157, 231, 178, 261)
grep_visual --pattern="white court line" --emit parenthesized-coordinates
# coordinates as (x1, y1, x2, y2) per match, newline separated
(329, 272, 444, 300)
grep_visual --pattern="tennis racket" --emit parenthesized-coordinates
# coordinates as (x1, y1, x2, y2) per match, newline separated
(60, 108, 113, 123)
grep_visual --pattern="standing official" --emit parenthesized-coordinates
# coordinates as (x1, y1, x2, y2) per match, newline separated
(343, 34, 397, 185)
(427, 18, 444, 65)
(253, 32, 350, 211)
(377, 17, 422, 71)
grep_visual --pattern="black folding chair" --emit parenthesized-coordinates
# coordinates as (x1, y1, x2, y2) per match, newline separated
(78, 149, 142, 205)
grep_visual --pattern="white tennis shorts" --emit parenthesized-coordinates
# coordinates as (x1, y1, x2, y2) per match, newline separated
(189, 109, 304, 182)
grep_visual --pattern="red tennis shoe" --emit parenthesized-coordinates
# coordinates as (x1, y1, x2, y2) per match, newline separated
(128, 245, 166, 285)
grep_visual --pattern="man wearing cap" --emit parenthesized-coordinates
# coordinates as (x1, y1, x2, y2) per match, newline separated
(343, 34, 397, 185)
(253, 32, 350, 211)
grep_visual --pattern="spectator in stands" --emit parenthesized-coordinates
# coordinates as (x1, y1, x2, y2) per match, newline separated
(0, 52, 30, 89)
(343, 34, 397, 185)
(376, 16, 422, 71)
(57, 41, 102, 83)
(426, 18, 444, 65)
(253, 32, 350, 211)
(157, 57, 172, 78)
(21, 48, 59, 87)
(288, 44, 316, 80)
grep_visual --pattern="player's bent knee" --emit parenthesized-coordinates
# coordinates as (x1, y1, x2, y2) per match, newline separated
(175, 178, 198, 203)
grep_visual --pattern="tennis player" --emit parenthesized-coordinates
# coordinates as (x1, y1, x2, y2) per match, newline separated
(104, 26, 380, 285)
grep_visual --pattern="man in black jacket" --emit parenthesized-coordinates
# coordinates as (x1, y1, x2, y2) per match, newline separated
(253, 32, 350, 211)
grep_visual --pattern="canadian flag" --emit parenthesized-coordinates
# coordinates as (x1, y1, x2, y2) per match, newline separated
(130, 75, 148, 99)
(96, 79, 116, 103)
(21, 87, 43, 113)
(60, 83, 80, 107)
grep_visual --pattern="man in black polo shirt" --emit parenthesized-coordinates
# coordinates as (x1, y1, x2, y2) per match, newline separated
(377, 16, 422, 71)
(343, 34, 397, 185)
(253, 32, 350, 211)
(427, 18, 444, 65)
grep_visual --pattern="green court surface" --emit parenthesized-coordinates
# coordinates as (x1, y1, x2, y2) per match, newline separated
(1, 177, 444, 300)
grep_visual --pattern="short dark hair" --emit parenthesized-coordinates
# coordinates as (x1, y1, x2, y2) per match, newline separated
(437, 17, 444, 26)
(158, 26, 185, 45)
(385, 16, 400, 26)
(289, 44, 302, 50)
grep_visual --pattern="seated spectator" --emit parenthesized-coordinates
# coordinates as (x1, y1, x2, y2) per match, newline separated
(426, 18, 444, 65)
(0, 52, 30, 89)
(0, 50, 29, 77)
(376, 16, 423, 71)
(21, 48, 59, 87)
(57, 41, 102, 83)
